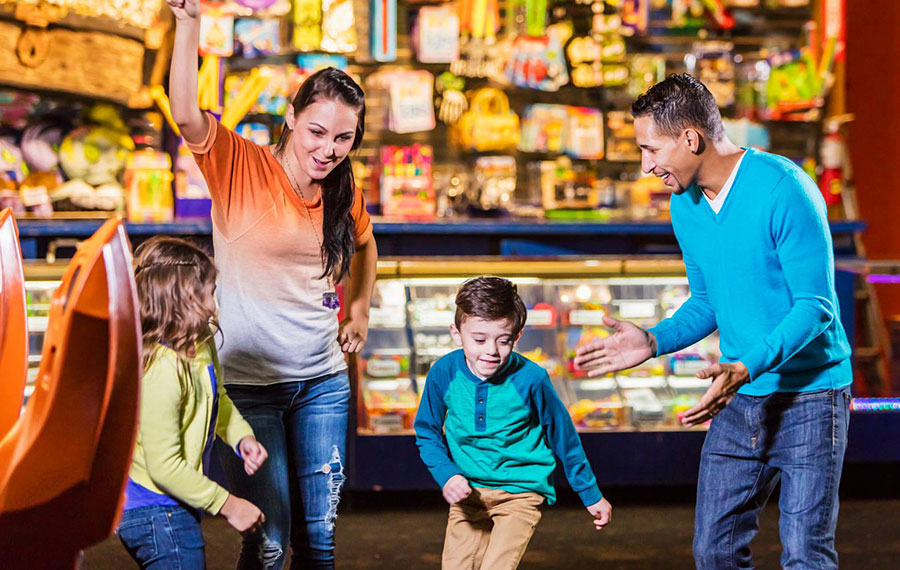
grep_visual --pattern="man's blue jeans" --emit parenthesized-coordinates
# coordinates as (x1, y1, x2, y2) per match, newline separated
(221, 371, 350, 570)
(694, 386, 851, 570)
(117, 505, 205, 570)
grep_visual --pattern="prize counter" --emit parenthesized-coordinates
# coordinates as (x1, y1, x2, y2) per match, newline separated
(17, 218, 900, 490)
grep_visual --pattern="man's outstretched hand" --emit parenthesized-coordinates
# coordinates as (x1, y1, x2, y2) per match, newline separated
(574, 315, 655, 377)
(681, 361, 750, 426)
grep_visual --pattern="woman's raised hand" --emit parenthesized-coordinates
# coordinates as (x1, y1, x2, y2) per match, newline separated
(166, 0, 201, 21)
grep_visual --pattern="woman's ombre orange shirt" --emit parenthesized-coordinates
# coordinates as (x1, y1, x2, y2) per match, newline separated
(188, 116, 372, 385)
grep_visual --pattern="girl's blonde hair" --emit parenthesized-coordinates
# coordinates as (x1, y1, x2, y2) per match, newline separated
(134, 236, 218, 369)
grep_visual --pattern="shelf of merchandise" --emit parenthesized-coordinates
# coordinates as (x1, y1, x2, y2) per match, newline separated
(14, 217, 867, 258)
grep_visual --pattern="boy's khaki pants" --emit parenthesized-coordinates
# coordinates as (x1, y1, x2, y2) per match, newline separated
(442, 487, 545, 570)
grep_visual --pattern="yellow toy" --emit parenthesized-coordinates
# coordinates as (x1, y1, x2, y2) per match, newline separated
(221, 68, 272, 130)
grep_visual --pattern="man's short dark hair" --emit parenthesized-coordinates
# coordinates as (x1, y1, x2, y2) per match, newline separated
(455, 276, 527, 335)
(631, 73, 725, 142)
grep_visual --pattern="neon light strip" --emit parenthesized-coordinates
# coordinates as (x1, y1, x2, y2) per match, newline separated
(850, 398, 900, 412)
(866, 275, 900, 284)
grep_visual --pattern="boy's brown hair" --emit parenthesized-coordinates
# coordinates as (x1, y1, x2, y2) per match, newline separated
(454, 276, 527, 335)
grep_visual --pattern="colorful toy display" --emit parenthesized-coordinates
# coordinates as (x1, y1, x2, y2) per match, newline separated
(765, 48, 824, 120)
(455, 88, 520, 152)
(606, 111, 641, 162)
(519, 104, 567, 154)
(362, 350, 410, 379)
(19, 171, 61, 217)
(198, 3, 234, 57)
(0, 138, 28, 186)
(234, 18, 281, 58)
(173, 142, 212, 219)
(59, 125, 133, 187)
(520, 347, 563, 377)
(539, 157, 608, 212)
(21, 122, 63, 173)
(621, 0, 649, 35)
(292, 0, 322, 51)
(565, 107, 604, 160)
(435, 72, 468, 125)
(414, 5, 459, 64)
(458, 0, 501, 40)
(361, 379, 419, 432)
(507, 23, 572, 91)
(627, 54, 665, 98)
(380, 144, 435, 219)
(687, 41, 736, 108)
(568, 378, 626, 429)
(471, 155, 516, 211)
(388, 70, 436, 134)
(221, 67, 272, 129)
(321, 0, 357, 53)
(124, 149, 174, 222)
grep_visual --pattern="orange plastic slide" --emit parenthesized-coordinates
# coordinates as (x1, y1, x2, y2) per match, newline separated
(0, 208, 27, 438)
(0, 218, 142, 568)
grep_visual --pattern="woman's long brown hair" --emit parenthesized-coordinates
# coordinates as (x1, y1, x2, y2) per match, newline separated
(134, 236, 218, 370)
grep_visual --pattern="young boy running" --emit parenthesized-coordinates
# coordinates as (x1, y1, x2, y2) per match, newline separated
(415, 276, 612, 570)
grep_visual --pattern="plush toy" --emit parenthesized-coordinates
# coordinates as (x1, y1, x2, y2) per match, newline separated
(21, 122, 64, 173)
(0, 174, 25, 215)
(0, 137, 27, 183)
(19, 171, 58, 217)
(51, 178, 125, 212)
(58, 104, 134, 186)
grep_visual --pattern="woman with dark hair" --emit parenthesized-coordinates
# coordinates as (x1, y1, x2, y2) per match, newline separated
(166, 1, 377, 567)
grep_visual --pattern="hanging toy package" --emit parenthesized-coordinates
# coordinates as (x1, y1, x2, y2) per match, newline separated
(199, 2, 235, 57)
(455, 88, 520, 152)
(380, 144, 435, 219)
(415, 5, 459, 64)
(321, 0, 358, 52)
(453, 0, 502, 78)
(370, 0, 397, 61)
(388, 70, 436, 134)
(293, 0, 323, 51)
(234, 18, 282, 58)
(435, 72, 468, 125)
(565, 107, 604, 160)
(507, 22, 572, 91)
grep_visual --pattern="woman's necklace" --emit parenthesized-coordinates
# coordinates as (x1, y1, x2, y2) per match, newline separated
(282, 155, 341, 310)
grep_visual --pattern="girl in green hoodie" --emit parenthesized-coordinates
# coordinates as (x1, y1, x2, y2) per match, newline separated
(118, 236, 268, 569)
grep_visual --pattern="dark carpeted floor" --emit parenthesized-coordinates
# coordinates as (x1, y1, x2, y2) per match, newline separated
(82, 496, 900, 569)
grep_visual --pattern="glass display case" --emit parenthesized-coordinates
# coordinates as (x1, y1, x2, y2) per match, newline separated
(407, 279, 459, 380)
(617, 376, 670, 428)
(358, 279, 417, 434)
(516, 281, 567, 398)
(19, 256, 897, 490)
(355, 260, 723, 436)
(23, 273, 61, 399)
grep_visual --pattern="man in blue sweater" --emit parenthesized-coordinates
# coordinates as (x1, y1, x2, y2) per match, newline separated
(575, 74, 852, 569)
(416, 276, 611, 570)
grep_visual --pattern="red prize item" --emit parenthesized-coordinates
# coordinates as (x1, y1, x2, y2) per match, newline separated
(818, 129, 847, 207)
(819, 167, 842, 207)
(0, 208, 27, 439)
(0, 218, 141, 568)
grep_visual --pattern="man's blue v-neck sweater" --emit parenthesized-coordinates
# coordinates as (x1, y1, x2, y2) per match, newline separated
(648, 148, 852, 396)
